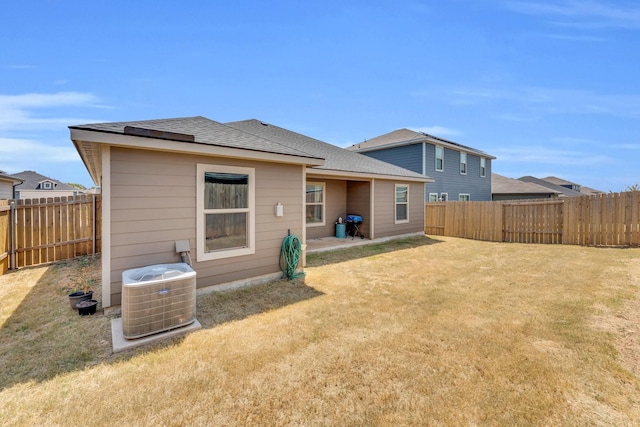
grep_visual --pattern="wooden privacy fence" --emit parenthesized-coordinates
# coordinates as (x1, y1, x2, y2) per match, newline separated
(0, 195, 101, 275)
(425, 191, 640, 247)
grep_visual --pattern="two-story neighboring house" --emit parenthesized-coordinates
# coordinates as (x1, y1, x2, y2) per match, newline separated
(348, 129, 496, 201)
(11, 170, 83, 200)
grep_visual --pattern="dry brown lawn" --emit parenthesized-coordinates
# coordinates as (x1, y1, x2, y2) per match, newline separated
(1, 236, 639, 426)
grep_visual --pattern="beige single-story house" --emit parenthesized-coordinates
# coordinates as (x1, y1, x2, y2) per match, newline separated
(70, 116, 432, 308)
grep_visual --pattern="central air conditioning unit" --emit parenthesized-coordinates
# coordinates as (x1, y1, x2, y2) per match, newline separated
(121, 263, 197, 340)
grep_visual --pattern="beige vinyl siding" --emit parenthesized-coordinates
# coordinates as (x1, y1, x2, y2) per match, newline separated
(108, 147, 303, 306)
(305, 179, 347, 239)
(346, 181, 371, 238)
(0, 182, 13, 199)
(373, 180, 425, 238)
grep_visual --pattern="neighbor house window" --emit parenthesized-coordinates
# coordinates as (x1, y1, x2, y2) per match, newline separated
(459, 194, 470, 201)
(460, 152, 467, 175)
(480, 157, 486, 177)
(428, 193, 438, 202)
(43, 182, 53, 189)
(395, 184, 409, 223)
(440, 193, 448, 202)
(435, 146, 444, 172)
(306, 182, 325, 226)
(197, 164, 255, 261)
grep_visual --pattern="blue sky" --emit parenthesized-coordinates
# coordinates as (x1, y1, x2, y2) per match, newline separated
(1, 0, 639, 191)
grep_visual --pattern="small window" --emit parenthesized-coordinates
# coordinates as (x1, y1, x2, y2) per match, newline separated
(459, 194, 470, 201)
(440, 193, 448, 202)
(428, 193, 438, 202)
(435, 146, 444, 172)
(306, 182, 325, 226)
(480, 157, 486, 177)
(395, 184, 409, 223)
(460, 152, 467, 175)
(197, 164, 255, 261)
(43, 182, 52, 189)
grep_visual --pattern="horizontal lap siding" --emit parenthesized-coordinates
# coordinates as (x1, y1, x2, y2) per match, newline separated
(346, 181, 371, 238)
(374, 180, 425, 238)
(109, 148, 303, 305)
(306, 179, 346, 239)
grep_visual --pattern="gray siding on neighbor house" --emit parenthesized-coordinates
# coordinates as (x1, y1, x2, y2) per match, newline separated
(363, 144, 423, 175)
(109, 147, 304, 306)
(361, 143, 492, 201)
(423, 144, 491, 201)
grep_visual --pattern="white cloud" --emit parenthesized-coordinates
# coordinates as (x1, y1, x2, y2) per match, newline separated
(491, 145, 610, 166)
(0, 138, 81, 163)
(449, 85, 640, 119)
(0, 91, 104, 131)
(505, 0, 640, 29)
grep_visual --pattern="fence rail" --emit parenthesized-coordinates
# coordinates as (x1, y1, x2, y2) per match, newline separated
(425, 191, 640, 247)
(0, 195, 101, 275)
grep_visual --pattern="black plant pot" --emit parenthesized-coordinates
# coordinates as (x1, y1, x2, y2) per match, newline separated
(76, 299, 98, 316)
(68, 291, 94, 310)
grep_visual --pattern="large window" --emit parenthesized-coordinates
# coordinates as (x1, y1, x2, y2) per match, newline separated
(460, 152, 467, 175)
(435, 146, 444, 172)
(480, 157, 486, 177)
(306, 182, 325, 226)
(395, 184, 409, 223)
(197, 164, 255, 261)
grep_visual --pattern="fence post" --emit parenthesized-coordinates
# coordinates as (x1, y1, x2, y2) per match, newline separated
(10, 200, 15, 270)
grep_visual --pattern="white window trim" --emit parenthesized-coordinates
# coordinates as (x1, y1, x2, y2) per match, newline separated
(196, 164, 255, 261)
(395, 184, 409, 224)
(435, 145, 444, 172)
(43, 181, 53, 189)
(459, 193, 470, 201)
(460, 152, 467, 175)
(480, 157, 486, 177)
(440, 193, 448, 202)
(306, 181, 326, 227)
(428, 193, 438, 202)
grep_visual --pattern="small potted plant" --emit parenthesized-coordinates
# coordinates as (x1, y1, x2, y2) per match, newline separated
(67, 264, 95, 310)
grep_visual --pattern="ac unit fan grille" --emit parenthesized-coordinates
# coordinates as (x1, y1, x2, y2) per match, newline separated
(122, 275, 196, 339)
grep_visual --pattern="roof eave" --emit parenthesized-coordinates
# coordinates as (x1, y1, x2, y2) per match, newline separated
(306, 167, 433, 183)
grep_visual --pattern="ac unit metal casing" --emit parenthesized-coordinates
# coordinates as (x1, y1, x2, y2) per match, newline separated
(121, 263, 196, 340)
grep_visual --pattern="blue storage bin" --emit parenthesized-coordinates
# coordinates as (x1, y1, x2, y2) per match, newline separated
(335, 223, 346, 238)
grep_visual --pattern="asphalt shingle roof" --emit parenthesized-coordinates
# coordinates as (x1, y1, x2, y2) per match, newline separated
(70, 116, 322, 161)
(492, 174, 560, 195)
(225, 119, 429, 180)
(12, 171, 74, 190)
(518, 176, 584, 197)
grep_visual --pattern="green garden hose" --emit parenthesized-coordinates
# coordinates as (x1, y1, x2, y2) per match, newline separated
(280, 232, 305, 280)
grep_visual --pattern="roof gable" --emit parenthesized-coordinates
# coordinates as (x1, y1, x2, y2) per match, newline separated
(12, 171, 74, 191)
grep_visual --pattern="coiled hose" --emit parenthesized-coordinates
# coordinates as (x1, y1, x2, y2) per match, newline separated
(280, 232, 305, 280)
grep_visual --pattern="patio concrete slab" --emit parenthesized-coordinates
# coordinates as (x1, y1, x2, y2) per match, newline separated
(306, 232, 425, 254)
(111, 317, 201, 353)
